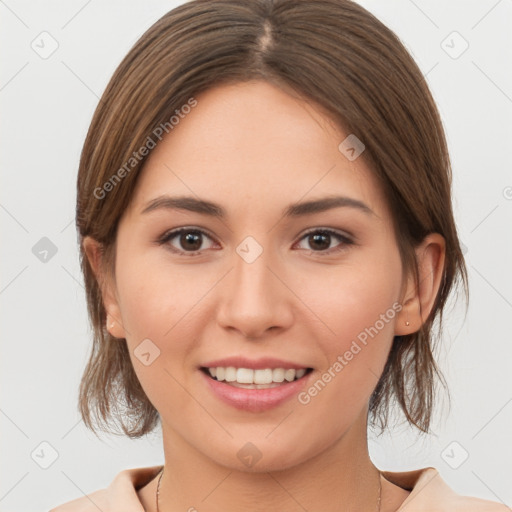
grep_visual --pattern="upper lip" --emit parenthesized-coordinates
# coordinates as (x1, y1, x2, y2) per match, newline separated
(201, 356, 310, 370)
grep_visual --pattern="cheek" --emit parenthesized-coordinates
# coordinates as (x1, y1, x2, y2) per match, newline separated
(113, 250, 209, 379)
(301, 249, 402, 371)
(295, 271, 401, 436)
(113, 254, 203, 414)
(114, 246, 196, 339)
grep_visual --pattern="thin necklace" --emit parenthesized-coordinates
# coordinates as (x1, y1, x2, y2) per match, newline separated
(156, 468, 382, 511)
(156, 467, 164, 512)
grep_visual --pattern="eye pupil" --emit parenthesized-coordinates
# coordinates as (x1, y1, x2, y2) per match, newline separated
(181, 232, 202, 251)
(309, 233, 330, 251)
(163, 228, 346, 255)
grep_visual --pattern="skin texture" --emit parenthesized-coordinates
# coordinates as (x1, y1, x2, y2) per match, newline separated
(84, 80, 445, 512)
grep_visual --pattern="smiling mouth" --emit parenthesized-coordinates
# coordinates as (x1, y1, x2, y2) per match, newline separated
(200, 366, 313, 389)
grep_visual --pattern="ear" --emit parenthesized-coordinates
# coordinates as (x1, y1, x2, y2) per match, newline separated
(82, 236, 127, 339)
(395, 233, 446, 335)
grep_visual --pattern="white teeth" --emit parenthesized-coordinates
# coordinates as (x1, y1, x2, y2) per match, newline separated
(236, 368, 253, 384)
(296, 368, 306, 379)
(284, 369, 296, 382)
(225, 366, 236, 382)
(254, 369, 273, 384)
(206, 366, 308, 385)
(272, 368, 285, 382)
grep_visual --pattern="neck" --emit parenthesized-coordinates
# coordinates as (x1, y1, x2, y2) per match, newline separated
(157, 410, 381, 512)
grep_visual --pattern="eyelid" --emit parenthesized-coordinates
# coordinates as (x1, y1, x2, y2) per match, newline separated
(294, 227, 355, 254)
(157, 226, 219, 254)
(157, 226, 355, 255)
(299, 227, 354, 241)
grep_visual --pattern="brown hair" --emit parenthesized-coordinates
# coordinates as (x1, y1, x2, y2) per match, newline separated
(76, 0, 468, 438)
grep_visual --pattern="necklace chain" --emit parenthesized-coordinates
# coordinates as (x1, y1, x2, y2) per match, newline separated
(156, 467, 163, 512)
(156, 467, 382, 512)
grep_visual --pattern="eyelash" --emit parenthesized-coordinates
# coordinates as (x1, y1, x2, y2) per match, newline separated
(157, 227, 355, 257)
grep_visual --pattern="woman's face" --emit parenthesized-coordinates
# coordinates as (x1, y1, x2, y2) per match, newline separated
(102, 80, 408, 470)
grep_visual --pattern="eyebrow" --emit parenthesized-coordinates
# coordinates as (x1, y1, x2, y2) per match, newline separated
(140, 194, 375, 218)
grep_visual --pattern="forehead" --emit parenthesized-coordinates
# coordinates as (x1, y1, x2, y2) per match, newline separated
(127, 80, 389, 223)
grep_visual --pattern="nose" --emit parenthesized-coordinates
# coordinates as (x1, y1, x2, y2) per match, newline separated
(216, 240, 294, 340)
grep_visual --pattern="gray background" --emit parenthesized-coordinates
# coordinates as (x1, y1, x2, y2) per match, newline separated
(1, 0, 511, 510)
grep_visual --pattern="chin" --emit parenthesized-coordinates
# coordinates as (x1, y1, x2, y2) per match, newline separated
(202, 436, 321, 474)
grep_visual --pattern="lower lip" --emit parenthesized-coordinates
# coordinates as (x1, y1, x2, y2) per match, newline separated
(200, 370, 311, 412)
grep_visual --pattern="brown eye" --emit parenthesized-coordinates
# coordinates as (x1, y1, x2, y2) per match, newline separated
(296, 229, 354, 254)
(159, 228, 216, 254)
(308, 232, 331, 251)
(179, 231, 203, 251)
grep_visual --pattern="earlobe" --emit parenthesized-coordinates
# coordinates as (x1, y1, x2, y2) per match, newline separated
(395, 233, 446, 335)
(82, 236, 126, 339)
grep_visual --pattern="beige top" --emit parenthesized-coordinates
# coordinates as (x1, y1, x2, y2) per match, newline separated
(49, 465, 510, 511)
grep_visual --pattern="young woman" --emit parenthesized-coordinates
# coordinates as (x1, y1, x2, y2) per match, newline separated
(50, 1, 508, 510)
